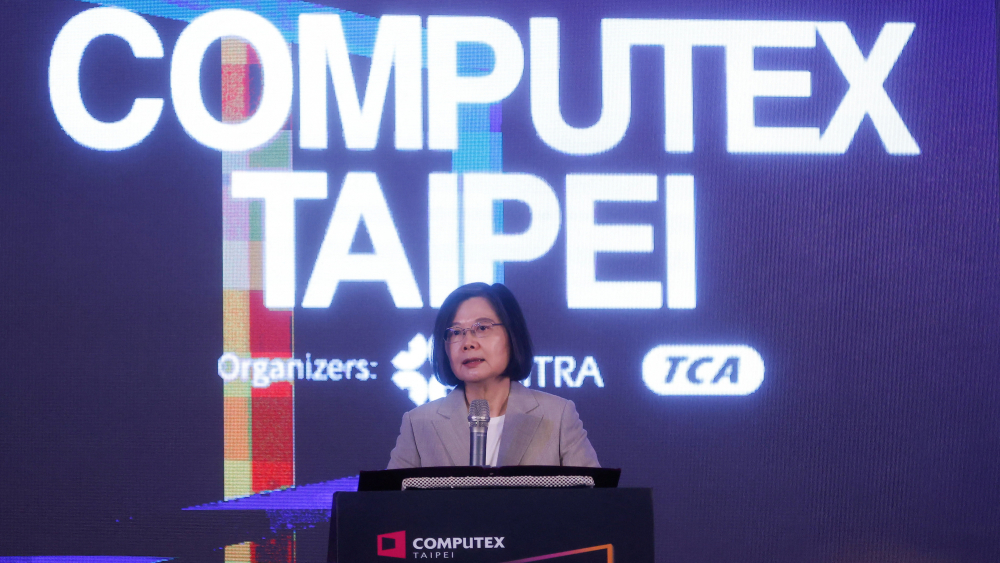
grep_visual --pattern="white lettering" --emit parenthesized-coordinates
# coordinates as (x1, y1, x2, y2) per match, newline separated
(53, 13, 919, 160)
(428, 173, 460, 307)
(566, 174, 661, 309)
(49, 7, 163, 151)
(312, 359, 328, 381)
(665, 175, 696, 309)
(428, 17, 524, 150)
(329, 359, 344, 380)
(287, 359, 304, 379)
(252, 358, 270, 388)
(554, 356, 576, 387)
(217, 353, 240, 381)
(529, 18, 631, 155)
(532, 356, 553, 388)
(724, 21, 819, 153)
(171, 9, 292, 151)
(462, 173, 561, 284)
(575, 356, 604, 387)
(303, 172, 423, 308)
(268, 358, 286, 381)
(299, 14, 422, 150)
(817, 22, 919, 154)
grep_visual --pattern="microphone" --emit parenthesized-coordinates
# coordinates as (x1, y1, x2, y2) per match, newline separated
(468, 399, 490, 466)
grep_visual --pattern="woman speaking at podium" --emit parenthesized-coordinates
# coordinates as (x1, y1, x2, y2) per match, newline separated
(388, 283, 600, 468)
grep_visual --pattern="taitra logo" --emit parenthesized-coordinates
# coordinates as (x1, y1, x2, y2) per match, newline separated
(378, 530, 406, 558)
(391, 334, 451, 406)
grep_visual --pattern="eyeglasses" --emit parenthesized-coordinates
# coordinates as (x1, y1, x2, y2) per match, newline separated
(443, 321, 504, 344)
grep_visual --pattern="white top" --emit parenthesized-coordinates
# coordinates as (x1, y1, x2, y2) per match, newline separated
(485, 415, 505, 467)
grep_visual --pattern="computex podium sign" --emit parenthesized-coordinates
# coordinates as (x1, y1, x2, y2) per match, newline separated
(331, 488, 654, 563)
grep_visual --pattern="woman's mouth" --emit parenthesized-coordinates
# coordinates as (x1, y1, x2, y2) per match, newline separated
(463, 358, 484, 367)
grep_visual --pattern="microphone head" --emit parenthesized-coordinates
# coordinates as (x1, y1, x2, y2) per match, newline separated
(468, 399, 490, 427)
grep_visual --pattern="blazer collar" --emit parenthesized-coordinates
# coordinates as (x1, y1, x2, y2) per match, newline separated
(504, 380, 539, 416)
(431, 380, 543, 467)
(432, 386, 470, 466)
(496, 381, 542, 466)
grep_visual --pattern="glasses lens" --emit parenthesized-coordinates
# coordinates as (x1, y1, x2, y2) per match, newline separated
(475, 323, 491, 335)
(444, 328, 460, 342)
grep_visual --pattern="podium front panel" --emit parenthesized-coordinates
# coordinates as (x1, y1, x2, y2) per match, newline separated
(332, 488, 653, 563)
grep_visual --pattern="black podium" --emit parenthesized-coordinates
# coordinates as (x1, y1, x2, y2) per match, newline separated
(329, 468, 653, 563)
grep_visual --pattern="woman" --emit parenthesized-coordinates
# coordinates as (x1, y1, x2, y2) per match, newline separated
(387, 282, 600, 468)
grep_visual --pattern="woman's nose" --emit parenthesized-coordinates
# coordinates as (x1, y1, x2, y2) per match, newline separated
(462, 337, 479, 350)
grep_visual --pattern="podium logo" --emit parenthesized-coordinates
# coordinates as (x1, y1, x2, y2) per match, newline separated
(378, 531, 406, 558)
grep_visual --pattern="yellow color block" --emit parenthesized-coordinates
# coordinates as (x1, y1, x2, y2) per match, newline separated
(225, 541, 252, 563)
(223, 290, 250, 355)
(224, 460, 253, 500)
(221, 39, 247, 65)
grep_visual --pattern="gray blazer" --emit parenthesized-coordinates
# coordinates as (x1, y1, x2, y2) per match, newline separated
(387, 381, 600, 468)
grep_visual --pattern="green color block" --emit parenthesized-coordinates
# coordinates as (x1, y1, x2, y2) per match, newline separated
(224, 380, 252, 398)
(249, 200, 263, 241)
(249, 131, 292, 168)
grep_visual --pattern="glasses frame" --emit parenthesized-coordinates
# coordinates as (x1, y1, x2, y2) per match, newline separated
(443, 321, 505, 345)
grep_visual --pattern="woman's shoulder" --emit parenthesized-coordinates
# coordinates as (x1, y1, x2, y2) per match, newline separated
(404, 388, 461, 421)
(511, 381, 576, 410)
(404, 383, 578, 421)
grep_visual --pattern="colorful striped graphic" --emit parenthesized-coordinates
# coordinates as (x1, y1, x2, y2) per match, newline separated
(221, 37, 296, 562)
(221, 36, 296, 501)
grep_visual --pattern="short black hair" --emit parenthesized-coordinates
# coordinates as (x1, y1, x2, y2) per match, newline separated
(432, 283, 534, 387)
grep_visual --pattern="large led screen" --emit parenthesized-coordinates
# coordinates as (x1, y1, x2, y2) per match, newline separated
(1, 0, 997, 562)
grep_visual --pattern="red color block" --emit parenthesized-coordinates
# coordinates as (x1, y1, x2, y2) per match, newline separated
(251, 394, 294, 462)
(254, 380, 293, 398)
(251, 533, 295, 563)
(246, 44, 260, 65)
(221, 64, 249, 120)
(252, 460, 294, 492)
(252, 389, 294, 492)
(248, 290, 292, 358)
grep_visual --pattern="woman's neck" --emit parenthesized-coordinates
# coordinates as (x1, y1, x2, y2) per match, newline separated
(464, 377, 511, 418)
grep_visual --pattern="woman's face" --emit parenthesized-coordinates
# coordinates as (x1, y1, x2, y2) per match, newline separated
(446, 296, 510, 387)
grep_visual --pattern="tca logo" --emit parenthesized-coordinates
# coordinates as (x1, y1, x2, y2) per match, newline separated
(378, 531, 406, 559)
(642, 345, 764, 396)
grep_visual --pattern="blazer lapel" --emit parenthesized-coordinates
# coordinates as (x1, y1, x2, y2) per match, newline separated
(431, 388, 470, 466)
(497, 381, 542, 466)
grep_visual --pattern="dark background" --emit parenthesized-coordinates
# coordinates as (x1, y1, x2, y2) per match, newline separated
(1, 1, 997, 562)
